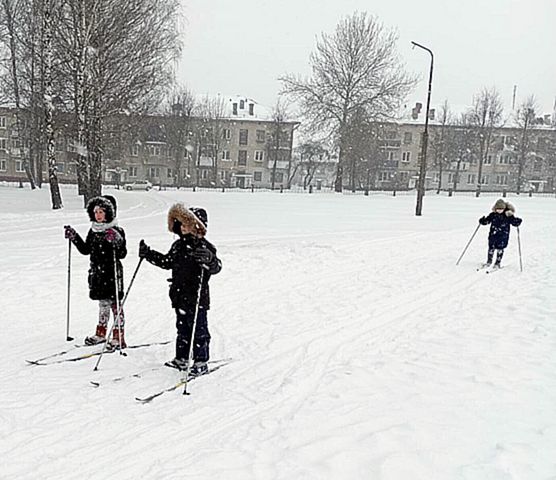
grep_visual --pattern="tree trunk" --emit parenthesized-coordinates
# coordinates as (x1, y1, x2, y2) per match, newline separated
(43, 0, 63, 209)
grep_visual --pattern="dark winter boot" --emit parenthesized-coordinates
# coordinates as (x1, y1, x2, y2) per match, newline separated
(85, 325, 107, 346)
(190, 361, 208, 376)
(106, 328, 127, 351)
(164, 357, 189, 371)
(494, 249, 504, 268)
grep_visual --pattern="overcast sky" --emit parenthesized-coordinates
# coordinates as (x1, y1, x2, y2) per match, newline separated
(178, 0, 556, 115)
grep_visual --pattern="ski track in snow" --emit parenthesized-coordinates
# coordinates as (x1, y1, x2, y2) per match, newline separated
(1, 185, 555, 480)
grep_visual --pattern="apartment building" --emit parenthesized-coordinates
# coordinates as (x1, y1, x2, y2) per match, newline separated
(0, 96, 299, 189)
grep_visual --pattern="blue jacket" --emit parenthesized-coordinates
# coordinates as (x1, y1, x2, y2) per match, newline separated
(479, 212, 522, 249)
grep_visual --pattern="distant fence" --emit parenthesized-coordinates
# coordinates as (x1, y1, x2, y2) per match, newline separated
(2, 180, 555, 199)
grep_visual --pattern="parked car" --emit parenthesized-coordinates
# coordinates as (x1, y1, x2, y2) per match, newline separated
(124, 180, 153, 191)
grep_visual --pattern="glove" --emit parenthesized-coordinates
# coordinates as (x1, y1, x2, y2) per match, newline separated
(64, 225, 77, 240)
(479, 216, 487, 225)
(191, 245, 213, 265)
(505, 210, 514, 217)
(105, 228, 122, 243)
(138, 239, 150, 258)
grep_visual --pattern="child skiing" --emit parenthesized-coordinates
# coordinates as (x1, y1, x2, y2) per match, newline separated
(64, 195, 128, 349)
(138, 204, 221, 375)
(479, 198, 522, 269)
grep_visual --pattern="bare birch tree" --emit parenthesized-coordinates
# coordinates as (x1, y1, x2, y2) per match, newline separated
(515, 95, 537, 194)
(280, 12, 415, 192)
(468, 87, 503, 197)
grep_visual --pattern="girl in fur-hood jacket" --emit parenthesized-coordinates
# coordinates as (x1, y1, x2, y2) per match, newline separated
(478, 198, 522, 268)
(138, 203, 221, 375)
(64, 195, 127, 349)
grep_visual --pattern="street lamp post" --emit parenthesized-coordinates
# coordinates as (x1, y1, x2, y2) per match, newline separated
(412, 41, 434, 216)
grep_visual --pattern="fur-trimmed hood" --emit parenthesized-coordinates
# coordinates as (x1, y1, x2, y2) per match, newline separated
(86, 196, 116, 223)
(491, 199, 516, 216)
(167, 203, 207, 238)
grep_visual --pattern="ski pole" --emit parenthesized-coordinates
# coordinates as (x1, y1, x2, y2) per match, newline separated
(456, 224, 481, 265)
(93, 257, 144, 370)
(113, 250, 124, 355)
(183, 269, 205, 396)
(66, 239, 74, 342)
(517, 226, 523, 272)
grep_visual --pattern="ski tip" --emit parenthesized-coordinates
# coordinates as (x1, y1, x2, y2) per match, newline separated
(90, 381, 100, 388)
(66, 336, 74, 342)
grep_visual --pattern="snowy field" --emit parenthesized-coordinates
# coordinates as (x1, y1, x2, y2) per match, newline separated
(1, 184, 555, 480)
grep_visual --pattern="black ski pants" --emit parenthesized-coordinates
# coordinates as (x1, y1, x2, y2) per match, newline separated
(175, 307, 210, 362)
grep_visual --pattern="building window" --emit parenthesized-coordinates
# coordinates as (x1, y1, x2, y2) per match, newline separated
(238, 150, 247, 166)
(148, 167, 160, 178)
(0, 117, 6, 128)
(167, 168, 173, 178)
(386, 151, 395, 161)
(0, 159, 6, 171)
(131, 144, 139, 156)
(379, 171, 390, 181)
(496, 174, 508, 185)
(239, 129, 248, 146)
(448, 173, 454, 183)
(467, 174, 475, 184)
(200, 170, 207, 180)
(484, 155, 492, 164)
(253, 171, 262, 182)
(222, 129, 231, 140)
(403, 132, 412, 144)
(401, 151, 411, 162)
(0, 138, 6, 150)
(256, 130, 265, 143)
(249, 103, 254, 116)
(254, 150, 264, 162)
(433, 172, 440, 182)
(398, 171, 409, 182)
(221, 150, 231, 160)
(56, 163, 65, 173)
(16, 160, 25, 172)
(232, 103, 238, 115)
(148, 145, 161, 156)
(129, 166, 138, 177)
(239, 100, 245, 110)
(481, 174, 489, 185)
(271, 172, 284, 183)
(498, 155, 511, 164)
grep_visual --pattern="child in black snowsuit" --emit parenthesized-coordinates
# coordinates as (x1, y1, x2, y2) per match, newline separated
(479, 198, 522, 268)
(64, 195, 128, 349)
(138, 203, 221, 375)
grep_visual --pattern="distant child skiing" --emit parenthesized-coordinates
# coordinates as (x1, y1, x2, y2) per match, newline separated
(479, 198, 522, 269)
(138, 203, 222, 376)
(64, 195, 128, 349)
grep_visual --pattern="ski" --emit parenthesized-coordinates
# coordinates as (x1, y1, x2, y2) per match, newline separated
(486, 266, 503, 274)
(135, 362, 231, 404)
(25, 344, 89, 364)
(26, 340, 172, 366)
(90, 357, 233, 387)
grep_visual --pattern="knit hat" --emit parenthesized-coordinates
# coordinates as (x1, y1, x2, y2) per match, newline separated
(493, 199, 506, 210)
(189, 207, 208, 227)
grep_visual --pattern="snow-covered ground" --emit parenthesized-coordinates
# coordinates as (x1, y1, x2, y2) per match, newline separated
(1, 184, 555, 480)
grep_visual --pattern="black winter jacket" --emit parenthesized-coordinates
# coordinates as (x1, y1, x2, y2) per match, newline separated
(144, 234, 221, 311)
(479, 212, 522, 249)
(72, 227, 127, 300)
